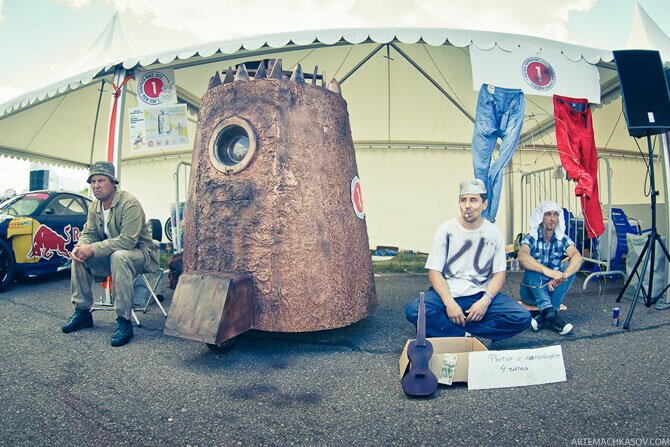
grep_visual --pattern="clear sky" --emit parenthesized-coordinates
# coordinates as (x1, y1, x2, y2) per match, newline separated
(0, 0, 669, 194)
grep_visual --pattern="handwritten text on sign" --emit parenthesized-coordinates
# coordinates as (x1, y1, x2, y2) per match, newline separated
(467, 345, 566, 390)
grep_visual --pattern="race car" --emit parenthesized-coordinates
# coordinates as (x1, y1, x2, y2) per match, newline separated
(0, 190, 91, 292)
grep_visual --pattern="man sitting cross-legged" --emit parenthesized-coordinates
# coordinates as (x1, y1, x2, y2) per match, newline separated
(405, 179, 531, 343)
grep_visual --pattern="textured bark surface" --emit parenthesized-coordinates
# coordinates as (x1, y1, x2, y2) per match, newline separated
(183, 78, 377, 332)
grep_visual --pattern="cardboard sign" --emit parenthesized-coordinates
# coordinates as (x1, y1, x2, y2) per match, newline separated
(467, 345, 566, 390)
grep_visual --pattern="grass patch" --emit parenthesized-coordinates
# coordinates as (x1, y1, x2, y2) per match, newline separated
(158, 250, 427, 274)
(372, 252, 428, 274)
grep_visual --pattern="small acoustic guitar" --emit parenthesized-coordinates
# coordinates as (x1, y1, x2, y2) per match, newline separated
(401, 292, 438, 397)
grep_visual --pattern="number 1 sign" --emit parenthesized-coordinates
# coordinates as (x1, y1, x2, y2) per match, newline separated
(136, 68, 177, 108)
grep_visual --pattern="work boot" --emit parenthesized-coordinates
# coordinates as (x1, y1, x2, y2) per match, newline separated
(110, 316, 134, 347)
(61, 308, 94, 333)
(541, 307, 573, 336)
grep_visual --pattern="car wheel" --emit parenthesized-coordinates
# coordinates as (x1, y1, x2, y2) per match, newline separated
(0, 238, 16, 293)
(206, 336, 239, 354)
(148, 219, 162, 242)
(164, 217, 173, 243)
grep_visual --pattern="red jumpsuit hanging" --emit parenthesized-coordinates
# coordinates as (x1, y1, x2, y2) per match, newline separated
(553, 95, 605, 239)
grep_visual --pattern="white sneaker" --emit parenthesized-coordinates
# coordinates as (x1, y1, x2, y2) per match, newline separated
(530, 315, 542, 332)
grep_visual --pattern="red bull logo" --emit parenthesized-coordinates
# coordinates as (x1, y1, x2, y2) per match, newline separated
(26, 224, 78, 260)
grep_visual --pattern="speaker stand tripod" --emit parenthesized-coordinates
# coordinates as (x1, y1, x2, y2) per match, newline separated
(615, 134, 670, 329)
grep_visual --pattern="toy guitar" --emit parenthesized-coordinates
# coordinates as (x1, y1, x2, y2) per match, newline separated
(401, 292, 438, 397)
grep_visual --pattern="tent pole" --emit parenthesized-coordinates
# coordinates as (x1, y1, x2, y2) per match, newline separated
(389, 42, 474, 123)
(662, 132, 670, 246)
(106, 65, 131, 180)
(386, 45, 391, 142)
(340, 44, 385, 84)
(89, 80, 106, 166)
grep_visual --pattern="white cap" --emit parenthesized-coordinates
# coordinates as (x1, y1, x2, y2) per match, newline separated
(459, 179, 486, 196)
(529, 201, 565, 239)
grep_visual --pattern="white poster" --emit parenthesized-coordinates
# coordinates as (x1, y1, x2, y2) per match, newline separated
(135, 68, 178, 108)
(467, 345, 567, 390)
(470, 46, 601, 103)
(129, 104, 189, 153)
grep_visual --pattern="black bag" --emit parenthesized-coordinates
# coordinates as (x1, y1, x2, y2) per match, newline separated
(168, 253, 183, 289)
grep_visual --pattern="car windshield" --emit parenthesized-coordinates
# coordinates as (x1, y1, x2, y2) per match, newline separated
(0, 193, 49, 216)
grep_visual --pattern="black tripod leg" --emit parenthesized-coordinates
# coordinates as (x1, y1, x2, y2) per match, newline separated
(646, 235, 657, 307)
(616, 235, 652, 303)
(651, 236, 670, 303)
(657, 237, 670, 261)
(623, 240, 653, 330)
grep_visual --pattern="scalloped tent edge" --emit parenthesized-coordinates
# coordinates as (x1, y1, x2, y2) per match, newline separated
(0, 27, 615, 118)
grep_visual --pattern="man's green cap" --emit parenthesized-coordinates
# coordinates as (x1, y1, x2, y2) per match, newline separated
(87, 161, 119, 184)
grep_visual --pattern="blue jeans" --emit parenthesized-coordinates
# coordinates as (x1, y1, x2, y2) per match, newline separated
(520, 263, 575, 312)
(471, 84, 525, 223)
(405, 288, 531, 341)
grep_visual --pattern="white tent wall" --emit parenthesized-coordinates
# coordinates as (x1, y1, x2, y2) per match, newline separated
(122, 156, 191, 220)
(355, 148, 479, 253)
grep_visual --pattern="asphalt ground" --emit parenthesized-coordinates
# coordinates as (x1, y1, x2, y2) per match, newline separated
(1, 269, 670, 447)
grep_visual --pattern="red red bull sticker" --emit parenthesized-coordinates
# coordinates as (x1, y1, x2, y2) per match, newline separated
(27, 224, 78, 260)
(351, 176, 365, 219)
(521, 57, 556, 92)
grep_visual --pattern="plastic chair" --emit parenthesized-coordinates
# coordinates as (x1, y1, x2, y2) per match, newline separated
(610, 207, 647, 271)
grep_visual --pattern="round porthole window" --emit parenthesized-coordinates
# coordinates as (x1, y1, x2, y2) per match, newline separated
(209, 117, 257, 174)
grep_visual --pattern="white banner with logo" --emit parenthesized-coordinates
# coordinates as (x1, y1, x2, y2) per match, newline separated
(470, 46, 601, 104)
(135, 68, 178, 108)
(128, 104, 189, 153)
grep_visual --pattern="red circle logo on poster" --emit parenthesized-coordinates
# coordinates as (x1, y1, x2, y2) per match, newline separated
(142, 78, 164, 98)
(521, 57, 556, 92)
(351, 176, 365, 219)
(136, 71, 172, 106)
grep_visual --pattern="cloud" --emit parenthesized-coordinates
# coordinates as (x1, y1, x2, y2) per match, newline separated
(48, 0, 601, 60)
(0, 85, 26, 104)
(418, 0, 598, 41)
(0, 0, 4, 21)
(58, 0, 92, 8)
(104, 0, 341, 40)
(101, 0, 598, 45)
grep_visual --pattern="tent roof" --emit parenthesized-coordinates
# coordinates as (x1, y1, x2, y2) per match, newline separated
(0, 10, 137, 118)
(626, 1, 670, 63)
(0, 26, 615, 118)
(63, 10, 137, 79)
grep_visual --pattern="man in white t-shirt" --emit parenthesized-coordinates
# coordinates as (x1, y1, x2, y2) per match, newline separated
(405, 179, 531, 341)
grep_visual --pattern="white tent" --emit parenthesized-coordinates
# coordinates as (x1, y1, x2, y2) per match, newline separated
(627, 1, 670, 63)
(0, 10, 667, 251)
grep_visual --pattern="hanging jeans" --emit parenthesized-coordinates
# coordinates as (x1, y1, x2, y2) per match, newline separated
(553, 95, 605, 239)
(472, 84, 525, 223)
